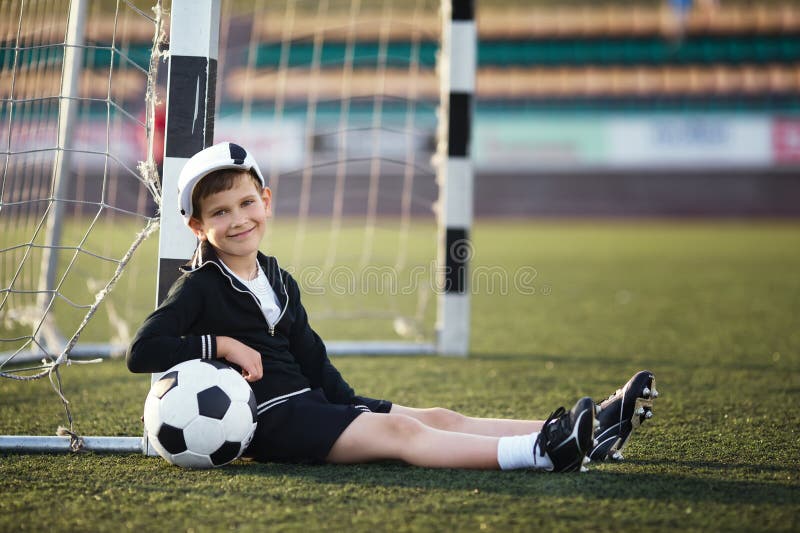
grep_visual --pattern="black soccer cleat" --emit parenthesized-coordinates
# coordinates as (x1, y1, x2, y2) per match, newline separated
(588, 370, 658, 462)
(534, 397, 596, 473)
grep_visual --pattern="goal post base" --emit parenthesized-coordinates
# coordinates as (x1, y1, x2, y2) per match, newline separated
(0, 343, 127, 366)
(326, 341, 437, 356)
(0, 436, 144, 454)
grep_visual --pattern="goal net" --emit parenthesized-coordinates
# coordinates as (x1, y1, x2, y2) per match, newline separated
(224, 0, 442, 353)
(0, 0, 163, 450)
(0, 0, 472, 451)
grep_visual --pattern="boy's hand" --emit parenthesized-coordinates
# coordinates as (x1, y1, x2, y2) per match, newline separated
(216, 336, 263, 382)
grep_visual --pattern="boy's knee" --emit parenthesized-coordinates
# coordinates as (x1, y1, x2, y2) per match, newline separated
(426, 407, 465, 430)
(384, 414, 426, 440)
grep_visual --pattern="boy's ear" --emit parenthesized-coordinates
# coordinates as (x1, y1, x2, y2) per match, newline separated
(261, 186, 273, 217)
(187, 216, 206, 240)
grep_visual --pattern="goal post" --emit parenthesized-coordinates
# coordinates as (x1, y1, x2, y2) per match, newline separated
(141, 0, 222, 458)
(34, 0, 86, 354)
(156, 0, 220, 303)
(437, 0, 475, 356)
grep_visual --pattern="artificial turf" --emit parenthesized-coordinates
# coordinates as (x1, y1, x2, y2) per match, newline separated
(1, 220, 798, 532)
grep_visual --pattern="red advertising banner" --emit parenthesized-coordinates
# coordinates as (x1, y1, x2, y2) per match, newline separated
(772, 118, 800, 164)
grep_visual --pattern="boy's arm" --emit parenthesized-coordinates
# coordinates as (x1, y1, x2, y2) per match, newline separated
(126, 275, 217, 373)
(285, 275, 357, 404)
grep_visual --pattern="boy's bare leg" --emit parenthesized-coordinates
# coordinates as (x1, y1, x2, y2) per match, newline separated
(326, 412, 500, 469)
(390, 405, 543, 436)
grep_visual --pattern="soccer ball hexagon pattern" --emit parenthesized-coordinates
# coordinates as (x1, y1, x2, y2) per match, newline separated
(143, 359, 258, 468)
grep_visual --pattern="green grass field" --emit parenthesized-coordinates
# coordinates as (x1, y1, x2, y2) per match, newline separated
(1, 220, 799, 532)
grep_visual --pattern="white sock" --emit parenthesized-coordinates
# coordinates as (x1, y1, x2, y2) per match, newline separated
(497, 433, 554, 471)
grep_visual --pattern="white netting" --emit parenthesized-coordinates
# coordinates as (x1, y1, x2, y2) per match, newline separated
(0, 0, 164, 436)
(215, 0, 442, 345)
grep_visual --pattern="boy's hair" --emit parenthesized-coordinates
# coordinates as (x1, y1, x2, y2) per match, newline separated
(191, 168, 262, 220)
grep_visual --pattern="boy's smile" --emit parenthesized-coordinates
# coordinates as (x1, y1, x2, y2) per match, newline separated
(188, 173, 272, 276)
(228, 225, 256, 240)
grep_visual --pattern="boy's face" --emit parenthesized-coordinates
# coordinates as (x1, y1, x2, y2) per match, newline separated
(188, 172, 272, 267)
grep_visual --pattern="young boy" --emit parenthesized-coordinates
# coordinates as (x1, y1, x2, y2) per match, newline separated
(127, 142, 656, 472)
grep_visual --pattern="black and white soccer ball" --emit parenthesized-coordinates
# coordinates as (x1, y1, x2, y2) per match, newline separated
(143, 359, 258, 468)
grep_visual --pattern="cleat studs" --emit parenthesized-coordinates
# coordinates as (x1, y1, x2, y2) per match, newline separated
(593, 418, 600, 429)
(635, 407, 645, 416)
(593, 438, 599, 447)
(583, 456, 591, 464)
(580, 465, 589, 473)
(595, 404, 602, 415)
(645, 410, 653, 419)
(652, 389, 659, 399)
(642, 387, 651, 398)
(611, 451, 624, 461)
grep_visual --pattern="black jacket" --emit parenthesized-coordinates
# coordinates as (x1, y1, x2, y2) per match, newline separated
(126, 241, 357, 408)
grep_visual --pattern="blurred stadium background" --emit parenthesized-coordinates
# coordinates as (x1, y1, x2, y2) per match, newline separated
(222, 0, 800, 218)
(5, 0, 799, 219)
(5, 0, 800, 221)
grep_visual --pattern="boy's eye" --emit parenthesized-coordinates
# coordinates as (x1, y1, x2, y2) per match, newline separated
(242, 199, 255, 207)
(212, 209, 227, 217)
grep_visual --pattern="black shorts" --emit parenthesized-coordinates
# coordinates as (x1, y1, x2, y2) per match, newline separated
(245, 388, 392, 463)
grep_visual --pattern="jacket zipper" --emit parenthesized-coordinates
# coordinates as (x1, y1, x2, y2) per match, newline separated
(205, 260, 289, 336)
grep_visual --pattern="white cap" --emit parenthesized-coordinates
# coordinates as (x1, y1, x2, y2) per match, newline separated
(177, 142, 265, 224)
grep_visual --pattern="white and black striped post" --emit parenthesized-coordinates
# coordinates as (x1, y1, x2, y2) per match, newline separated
(156, 0, 221, 304)
(437, 0, 475, 356)
(146, 0, 220, 455)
